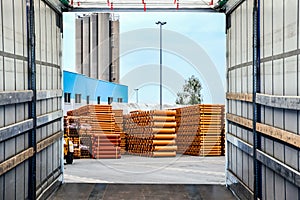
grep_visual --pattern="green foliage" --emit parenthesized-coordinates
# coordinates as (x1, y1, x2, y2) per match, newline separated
(176, 75, 203, 105)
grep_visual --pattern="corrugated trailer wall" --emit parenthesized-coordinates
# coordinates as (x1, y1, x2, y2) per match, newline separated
(226, 0, 300, 199)
(0, 0, 64, 199)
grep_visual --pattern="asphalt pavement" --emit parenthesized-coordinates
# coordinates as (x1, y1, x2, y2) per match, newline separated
(63, 155, 226, 184)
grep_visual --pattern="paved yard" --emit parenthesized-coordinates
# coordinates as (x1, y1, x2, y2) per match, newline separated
(63, 155, 226, 184)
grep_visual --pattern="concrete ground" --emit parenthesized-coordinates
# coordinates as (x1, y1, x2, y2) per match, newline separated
(63, 155, 226, 184)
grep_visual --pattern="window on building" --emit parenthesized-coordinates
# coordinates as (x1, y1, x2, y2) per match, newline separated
(75, 94, 81, 103)
(97, 96, 101, 104)
(64, 93, 71, 103)
(86, 95, 90, 104)
(117, 98, 123, 103)
(108, 97, 113, 105)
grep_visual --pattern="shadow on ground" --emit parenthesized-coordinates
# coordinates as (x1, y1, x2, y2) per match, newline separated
(48, 183, 236, 200)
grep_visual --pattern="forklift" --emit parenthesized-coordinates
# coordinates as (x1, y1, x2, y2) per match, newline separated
(64, 133, 74, 164)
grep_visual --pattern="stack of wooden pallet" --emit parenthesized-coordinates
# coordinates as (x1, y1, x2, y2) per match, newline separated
(65, 112, 92, 159)
(124, 110, 177, 157)
(64, 116, 79, 137)
(112, 110, 126, 154)
(79, 136, 92, 158)
(68, 105, 121, 159)
(77, 116, 92, 158)
(175, 104, 225, 156)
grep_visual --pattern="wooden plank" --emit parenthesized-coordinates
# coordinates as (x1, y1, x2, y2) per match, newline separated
(153, 134, 177, 140)
(257, 149, 300, 188)
(37, 132, 63, 153)
(256, 123, 300, 149)
(36, 89, 62, 100)
(0, 90, 33, 106)
(152, 122, 177, 128)
(149, 110, 177, 116)
(37, 110, 63, 127)
(0, 119, 33, 142)
(227, 113, 300, 149)
(226, 113, 252, 129)
(152, 140, 176, 145)
(256, 93, 300, 110)
(93, 155, 121, 159)
(154, 146, 177, 151)
(152, 151, 176, 157)
(226, 133, 253, 156)
(0, 148, 34, 176)
(152, 116, 176, 122)
(112, 109, 123, 117)
(226, 92, 253, 102)
(152, 128, 176, 133)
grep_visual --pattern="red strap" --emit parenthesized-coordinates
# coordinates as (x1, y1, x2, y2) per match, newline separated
(110, 2, 114, 10)
(176, 2, 179, 10)
(144, 3, 146, 11)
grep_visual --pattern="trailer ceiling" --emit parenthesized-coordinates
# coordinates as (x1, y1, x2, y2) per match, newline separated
(69, 0, 219, 12)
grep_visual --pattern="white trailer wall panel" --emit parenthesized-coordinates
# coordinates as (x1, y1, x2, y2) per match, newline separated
(226, 0, 300, 199)
(0, 0, 64, 199)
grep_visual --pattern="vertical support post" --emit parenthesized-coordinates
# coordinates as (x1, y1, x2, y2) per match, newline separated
(252, 0, 262, 199)
(159, 24, 162, 110)
(27, 0, 36, 199)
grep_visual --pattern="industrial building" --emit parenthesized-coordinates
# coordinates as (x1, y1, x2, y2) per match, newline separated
(1, 0, 300, 199)
(63, 70, 128, 115)
(75, 13, 120, 83)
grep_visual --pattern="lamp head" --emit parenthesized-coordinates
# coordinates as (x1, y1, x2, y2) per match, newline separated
(156, 21, 167, 25)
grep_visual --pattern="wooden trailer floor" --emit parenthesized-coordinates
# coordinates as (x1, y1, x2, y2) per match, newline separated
(49, 184, 236, 200)
(48, 155, 235, 199)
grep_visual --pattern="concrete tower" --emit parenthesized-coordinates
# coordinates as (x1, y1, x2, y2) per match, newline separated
(75, 13, 120, 83)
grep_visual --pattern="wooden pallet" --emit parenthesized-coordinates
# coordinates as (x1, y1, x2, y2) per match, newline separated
(174, 104, 225, 157)
(66, 105, 122, 159)
(124, 109, 177, 157)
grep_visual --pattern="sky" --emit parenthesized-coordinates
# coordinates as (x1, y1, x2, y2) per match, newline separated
(63, 12, 226, 104)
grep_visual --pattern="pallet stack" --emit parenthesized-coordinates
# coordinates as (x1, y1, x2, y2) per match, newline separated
(68, 105, 121, 159)
(175, 104, 225, 156)
(124, 110, 177, 157)
(112, 110, 126, 154)
(66, 111, 92, 159)
(78, 116, 93, 158)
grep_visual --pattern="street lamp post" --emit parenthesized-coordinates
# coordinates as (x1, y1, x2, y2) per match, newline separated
(156, 21, 166, 110)
(134, 88, 139, 103)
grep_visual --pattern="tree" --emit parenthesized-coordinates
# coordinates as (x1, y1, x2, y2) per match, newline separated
(176, 75, 203, 105)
